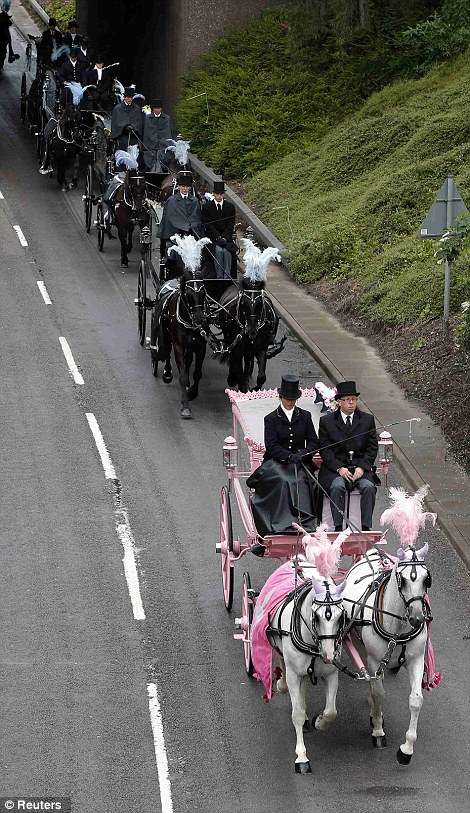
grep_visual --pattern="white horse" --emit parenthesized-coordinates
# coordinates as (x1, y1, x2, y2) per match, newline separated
(270, 571, 346, 773)
(342, 486, 437, 764)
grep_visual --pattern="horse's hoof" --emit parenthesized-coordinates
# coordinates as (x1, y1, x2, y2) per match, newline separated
(294, 761, 312, 775)
(396, 747, 412, 765)
(162, 372, 173, 384)
(372, 735, 387, 749)
(180, 407, 192, 419)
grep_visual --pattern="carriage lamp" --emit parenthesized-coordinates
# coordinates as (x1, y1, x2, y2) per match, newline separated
(223, 436, 238, 470)
(378, 431, 393, 486)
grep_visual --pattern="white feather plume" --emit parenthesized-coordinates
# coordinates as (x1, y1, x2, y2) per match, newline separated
(114, 149, 138, 170)
(114, 79, 125, 103)
(241, 239, 280, 283)
(167, 235, 211, 273)
(165, 139, 190, 166)
(314, 381, 338, 411)
(51, 44, 70, 62)
(65, 82, 93, 106)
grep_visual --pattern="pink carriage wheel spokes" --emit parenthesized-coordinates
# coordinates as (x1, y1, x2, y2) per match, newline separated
(241, 571, 255, 677)
(220, 486, 234, 611)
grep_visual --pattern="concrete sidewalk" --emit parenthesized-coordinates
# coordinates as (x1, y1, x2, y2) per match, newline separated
(10, 0, 470, 572)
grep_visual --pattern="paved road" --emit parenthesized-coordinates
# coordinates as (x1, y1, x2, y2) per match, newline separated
(1, 30, 469, 813)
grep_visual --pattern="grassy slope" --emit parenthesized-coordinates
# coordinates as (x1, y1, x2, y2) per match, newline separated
(246, 50, 470, 323)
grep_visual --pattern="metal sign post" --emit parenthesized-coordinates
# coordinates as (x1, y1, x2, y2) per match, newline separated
(418, 174, 468, 334)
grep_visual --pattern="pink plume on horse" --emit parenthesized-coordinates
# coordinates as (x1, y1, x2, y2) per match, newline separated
(380, 484, 436, 548)
(293, 522, 347, 579)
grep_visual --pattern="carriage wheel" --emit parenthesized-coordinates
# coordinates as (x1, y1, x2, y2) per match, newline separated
(241, 572, 255, 676)
(20, 74, 27, 123)
(137, 259, 147, 346)
(84, 164, 93, 233)
(96, 203, 105, 252)
(220, 486, 234, 611)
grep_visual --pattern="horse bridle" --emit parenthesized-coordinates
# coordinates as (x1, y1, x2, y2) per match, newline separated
(290, 581, 346, 662)
(176, 278, 209, 329)
(395, 549, 432, 623)
(237, 288, 267, 333)
(123, 173, 147, 213)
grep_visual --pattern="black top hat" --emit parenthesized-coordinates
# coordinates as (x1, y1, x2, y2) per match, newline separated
(278, 374, 302, 400)
(213, 180, 225, 193)
(123, 87, 135, 97)
(335, 380, 360, 399)
(70, 46, 80, 56)
(48, 17, 57, 26)
(68, 20, 78, 29)
(150, 99, 163, 108)
(177, 170, 193, 185)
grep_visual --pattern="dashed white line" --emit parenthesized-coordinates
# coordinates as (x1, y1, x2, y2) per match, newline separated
(85, 412, 146, 620)
(147, 683, 174, 813)
(13, 225, 28, 246)
(59, 337, 84, 385)
(85, 412, 116, 479)
(37, 280, 52, 304)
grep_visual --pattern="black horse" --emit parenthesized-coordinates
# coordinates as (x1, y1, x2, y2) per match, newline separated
(217, 277, 284, 392)
(44, 106, 82, 191)
(150, 267, 213, 419)
(113, 169, 149, 267)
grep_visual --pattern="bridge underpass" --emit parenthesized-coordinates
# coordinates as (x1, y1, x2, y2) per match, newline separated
(76, 0, 271, 113)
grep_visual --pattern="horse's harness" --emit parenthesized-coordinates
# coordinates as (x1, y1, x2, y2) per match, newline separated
(336, 549, 432, 680)
(267, 579, 346, 683)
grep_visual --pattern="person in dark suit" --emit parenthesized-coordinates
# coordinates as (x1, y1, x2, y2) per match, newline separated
(83, 56, 113, 110)
(77, 36, 94, 70)
(201, 180, 237, 279)
(40, 17, 63, 66)
(57, 47, 86, 104)
(63, 20, 83, 49)
(318, 380, 378, 531)
(247, 374, 319, 553)
(158, 170, 203, 278)
(111, 87, 144, 153)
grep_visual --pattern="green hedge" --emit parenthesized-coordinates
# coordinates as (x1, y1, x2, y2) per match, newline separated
(43, 1, 76, 31)
(245, 49, 470, 323)
(176, 1, 443, 177)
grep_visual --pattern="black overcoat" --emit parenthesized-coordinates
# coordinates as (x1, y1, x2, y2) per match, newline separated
(157, 193, 203, 240)
(110, 101, 143, 138)
(264, 406, 319, 463)
(63, 33, 83, 48)
(201, 199, 236, 242)
(58, 58, 86, 85)
(85, 67, 113, 93)
(40, 29, 63, 62)
(317, 408, 378, 490)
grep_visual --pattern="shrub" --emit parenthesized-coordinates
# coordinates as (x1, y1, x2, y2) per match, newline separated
(44, 1, 76, 31)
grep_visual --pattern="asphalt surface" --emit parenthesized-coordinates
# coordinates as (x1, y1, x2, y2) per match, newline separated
(1, 26, 470, 813)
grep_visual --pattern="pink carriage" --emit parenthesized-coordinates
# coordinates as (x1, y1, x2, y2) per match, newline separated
(217, 386, 394, 674)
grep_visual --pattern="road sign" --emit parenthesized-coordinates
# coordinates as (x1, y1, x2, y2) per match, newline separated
(418, 175, 468, 239)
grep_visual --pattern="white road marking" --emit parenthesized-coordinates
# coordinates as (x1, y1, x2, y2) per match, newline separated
(85, 413, 146, 620)
(37, 281, 52, 304)
(13, 225, 28, 246)
(115, 507, 146, 621)
(59, 337, 84, 385)
(147, 683, 174, 813)
(85, 413, 117, 479)
(0, 190, 4, 199)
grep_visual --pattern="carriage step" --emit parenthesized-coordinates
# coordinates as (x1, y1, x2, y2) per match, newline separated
(234, 618, 242, 629)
